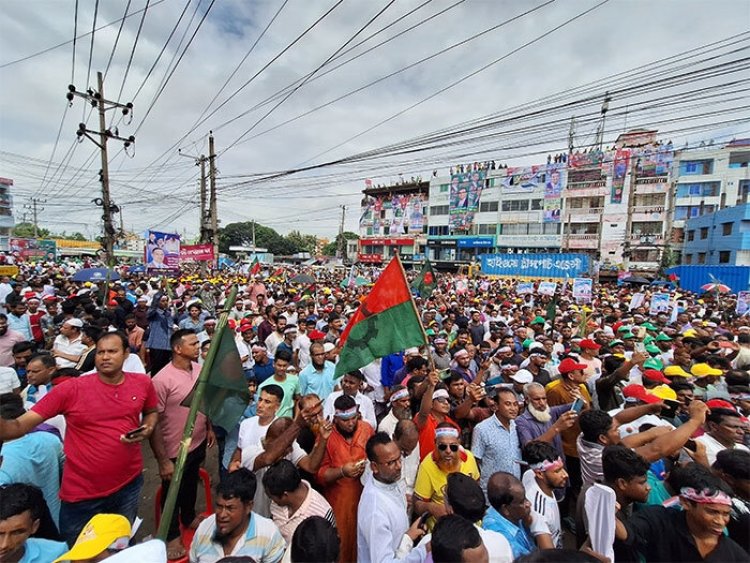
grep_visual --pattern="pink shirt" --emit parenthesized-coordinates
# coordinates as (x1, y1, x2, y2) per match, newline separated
(153, 361, 208, 458)
(0, 329, 25, 367)
(32, 372, 158, 502)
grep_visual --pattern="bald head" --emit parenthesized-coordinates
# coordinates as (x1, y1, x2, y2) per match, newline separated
(394, 419, 419, 457)
(487, 471, 523, 512)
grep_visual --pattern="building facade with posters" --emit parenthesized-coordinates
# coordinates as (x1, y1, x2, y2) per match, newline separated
(357, 178, 429, 266)
(0, 178, 15, 251)
(671, 139, 750, 263)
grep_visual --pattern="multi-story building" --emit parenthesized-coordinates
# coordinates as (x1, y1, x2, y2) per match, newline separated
(356, 178, 429, 266)
(671, 139, 750, 263)
(0, 177, 15, 251)
(682, 204, 750, 266)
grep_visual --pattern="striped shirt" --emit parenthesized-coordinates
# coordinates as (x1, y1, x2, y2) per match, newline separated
(189, 512, 285, 563)
(523, 469, 562, 548)
(269, 480, 335, 544)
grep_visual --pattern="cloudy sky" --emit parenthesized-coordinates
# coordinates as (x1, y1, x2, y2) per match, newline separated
(1, 0, 748, 241)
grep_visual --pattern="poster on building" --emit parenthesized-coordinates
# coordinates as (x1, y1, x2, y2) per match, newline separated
(180, 244, 215, 262)
(407, 194, 426, 233)
(449, 169, 485, 231)
(737, 291, 750, 316)
(568, 150, 606, 169)
(538, 281, 557, 296)
(649, 293, 671, 315)
(9, 238, 57, 261)
(481, 253, 589, 279)
(516, 281, 534, 294)
(572, 278, 593, 302)
(145, 230, 180, 272)
(634, 144, 674, 178)
(500, 165, 543, 193)
(610, 148, 630, 204)
(543, 163, 564, 223)
(359, 193, 426, 236)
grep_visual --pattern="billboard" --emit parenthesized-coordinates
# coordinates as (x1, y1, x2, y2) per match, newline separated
(481, 253, 589, 279)
(544, 163, 564, 223)
(610, 148, 630, 204)
(9, 238, 57, 261)
(501, 165, 543, 193)
(449, 169, 485, 231)
(634, 144, 674, 178)
(145, 230, 180, 272)
(359, 193, 426, 236)
(180, 243, 215, 262)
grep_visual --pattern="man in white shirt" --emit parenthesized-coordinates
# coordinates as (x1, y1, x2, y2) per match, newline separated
(229, 384, 284, 471)
(521, 441, 567, 549)
(323, 370, 377, 430)
(52, 318, 87, 369)
(264, 316, 287, 358)
(357, 432, 428, 563)
(695, 403, 749, 465)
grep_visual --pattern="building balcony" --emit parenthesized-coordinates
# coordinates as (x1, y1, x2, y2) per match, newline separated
(628, 233, 665, 244)
(564, 234, 599, 249)
(564, 208, 602, 222)
(634, 182, 669, 195)
(630, 206, 667, 221)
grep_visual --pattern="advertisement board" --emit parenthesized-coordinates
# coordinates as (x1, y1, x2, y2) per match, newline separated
(481, 253, 589, 279)
(145, 230, 180, 272)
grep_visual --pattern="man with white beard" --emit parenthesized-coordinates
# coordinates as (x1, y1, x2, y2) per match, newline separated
(515, 382, 578, 460)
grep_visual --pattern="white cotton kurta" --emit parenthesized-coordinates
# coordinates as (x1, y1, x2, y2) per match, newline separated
(357, 476, 427, 563)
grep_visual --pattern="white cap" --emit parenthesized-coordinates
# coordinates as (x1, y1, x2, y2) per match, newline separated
(323, 342, 336, 353)
(510, 369, 534, 384)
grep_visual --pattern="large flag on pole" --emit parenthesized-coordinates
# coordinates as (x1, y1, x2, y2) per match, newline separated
(335, 256, 425, 378)
(411, 258, 437, 296)
(249, 257, 261, 277)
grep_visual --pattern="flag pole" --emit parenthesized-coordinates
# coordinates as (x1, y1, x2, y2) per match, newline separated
(156, 285, 239, 541)
(394, 254, 434, 370)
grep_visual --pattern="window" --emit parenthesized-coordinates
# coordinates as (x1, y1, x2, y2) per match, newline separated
(635, 193, 666, 207)
(676, 182, 721, 198)
(685, 254, 693, 265)
(429, 205, 449, 216)
(686, 230, 695, 242)
(479, 201, 499, 212)
(679, 159, 713, 175)
(476, 224, 496, 235)
(427, 226, 449, 236)
(631, 249, 660, 263)
(700, 227, 709, 240)
(543, 223, 561, 234)
(722, 222, 733, 236)
(527, 223, 542, 235)
(697, 252, 706, 264)
(531, 199, 543, 210)
(499, 223, 528, 235)
(738, 180, 750, 205)
(631, 222, 662, 235)
(728, 151, 750, 168)
(568, 198, 585, 209)
(719, 251, 731, 264)
(501, 200, 529, 212)
(439, 184, 449, 193)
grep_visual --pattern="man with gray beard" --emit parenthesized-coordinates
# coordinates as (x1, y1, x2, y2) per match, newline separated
(378, 385, 413, 437)
(515, 382, 578, 460)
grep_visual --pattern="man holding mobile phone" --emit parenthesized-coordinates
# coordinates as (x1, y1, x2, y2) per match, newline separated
(0, 331, 158, 546)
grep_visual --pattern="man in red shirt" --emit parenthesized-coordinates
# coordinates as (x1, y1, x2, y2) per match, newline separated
(149, 328, 214, 560)
(0, 331, 158, 546)
(415, 370, 461, 460)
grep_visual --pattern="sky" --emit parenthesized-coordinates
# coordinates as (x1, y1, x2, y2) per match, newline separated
(1, 0, 748, 241)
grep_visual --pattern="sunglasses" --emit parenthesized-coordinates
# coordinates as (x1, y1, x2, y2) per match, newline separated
(437, 443, 459, 452)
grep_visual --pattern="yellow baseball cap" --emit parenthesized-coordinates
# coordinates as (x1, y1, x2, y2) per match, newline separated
(690, 363, 723, 378)
(54, 514, 131, 562)
(664, 365, 692, 378)
(651, 384, 677, 401)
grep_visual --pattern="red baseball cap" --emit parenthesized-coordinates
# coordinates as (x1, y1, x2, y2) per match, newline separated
(308, 330, 327, 340)
(579, 339, 601, 350)
(642, 369, 670, 385)
(558, 358, 587, 374)
(622, 384, 661, 404)
(705, 399, 736, 411)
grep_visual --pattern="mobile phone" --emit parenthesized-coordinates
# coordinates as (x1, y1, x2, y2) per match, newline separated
(570, 398, 584, 414)
(661, 399, 680, 419)
(684, 439, 697, 452)
(634, 341, 647, 354)
(124, 426, 146, 440)
(417, 512, 430, 530)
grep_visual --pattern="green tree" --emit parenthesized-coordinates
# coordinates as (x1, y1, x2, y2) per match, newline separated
(322, 231, 359, 256)
(284, 230, 317, 253)
(219, 222, 297, 255)
(12, 222, 50, 238)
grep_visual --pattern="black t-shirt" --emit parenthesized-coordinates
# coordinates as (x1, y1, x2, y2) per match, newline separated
(618, 505, 747, 562)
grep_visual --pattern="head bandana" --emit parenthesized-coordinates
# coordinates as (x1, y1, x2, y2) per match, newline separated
(434, 427, 459, 440)
(251, 344, 266, 353)
(334, 406, 359, 420)
(680, 487, 732, 506)
(389, 389, 410, 404)
(528, 457, 565, 472)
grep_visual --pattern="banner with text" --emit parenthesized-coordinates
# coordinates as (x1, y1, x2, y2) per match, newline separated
(449, 169, 485, 231)
(610, 148, 630, 204)
(9, 238, 57, 261)
(501, 165, 543, 193)
(481, 253, 589, 279)
(180, 243, 215, 262)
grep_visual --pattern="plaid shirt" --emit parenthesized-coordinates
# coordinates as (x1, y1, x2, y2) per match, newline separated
(189, 512, 285, 563)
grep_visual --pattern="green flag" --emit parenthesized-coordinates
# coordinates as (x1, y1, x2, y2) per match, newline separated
(545, 294, 558, 322)
(336, 256, 426, 378)
(412, 258, 437, 297)
(181, 320, 249, 432)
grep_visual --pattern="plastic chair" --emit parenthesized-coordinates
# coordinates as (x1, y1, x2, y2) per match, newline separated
(154, 468, 213, 562)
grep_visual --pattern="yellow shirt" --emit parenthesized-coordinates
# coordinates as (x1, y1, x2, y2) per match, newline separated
(413, 449, 480, 530)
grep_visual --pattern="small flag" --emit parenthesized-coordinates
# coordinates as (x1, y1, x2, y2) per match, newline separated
(249, 257, 261, 277)
(411, 258, 437, 297)
(335, 256, 425, 378)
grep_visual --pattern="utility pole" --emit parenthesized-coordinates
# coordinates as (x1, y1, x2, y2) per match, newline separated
(594, 91, 612, 151)
(568, 116, 576, 155)
(24, 197, 45, 238)
(67, 72, 134, 266)
(178, 149, 209, 244)
(208, 132, 218, 269)
(337, 205, 347, 259)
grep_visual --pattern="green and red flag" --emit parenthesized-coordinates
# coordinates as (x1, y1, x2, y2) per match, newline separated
(335, 256, 425, 378)
(249, 257, 261, 277)
(299, 283, 316, 301)
(411, 258, 437, 297)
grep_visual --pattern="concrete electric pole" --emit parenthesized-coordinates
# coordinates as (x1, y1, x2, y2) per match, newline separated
(208, 132, 218, 269)
(67, 72, 134, 266)
(24, 198, 45, 237)
(337, 205, 347, 259)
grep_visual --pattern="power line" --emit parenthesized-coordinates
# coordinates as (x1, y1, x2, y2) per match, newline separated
(71, 0, 79, 83)
(103, 0, 133, 80)
(115, 0, 151, 105)
(83, 0, 100, 120)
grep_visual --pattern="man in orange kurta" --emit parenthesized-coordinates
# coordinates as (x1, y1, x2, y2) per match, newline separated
(316, 394, 374, 562)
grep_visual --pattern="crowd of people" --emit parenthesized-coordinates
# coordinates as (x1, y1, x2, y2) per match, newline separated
(0, 259, 749, 563)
